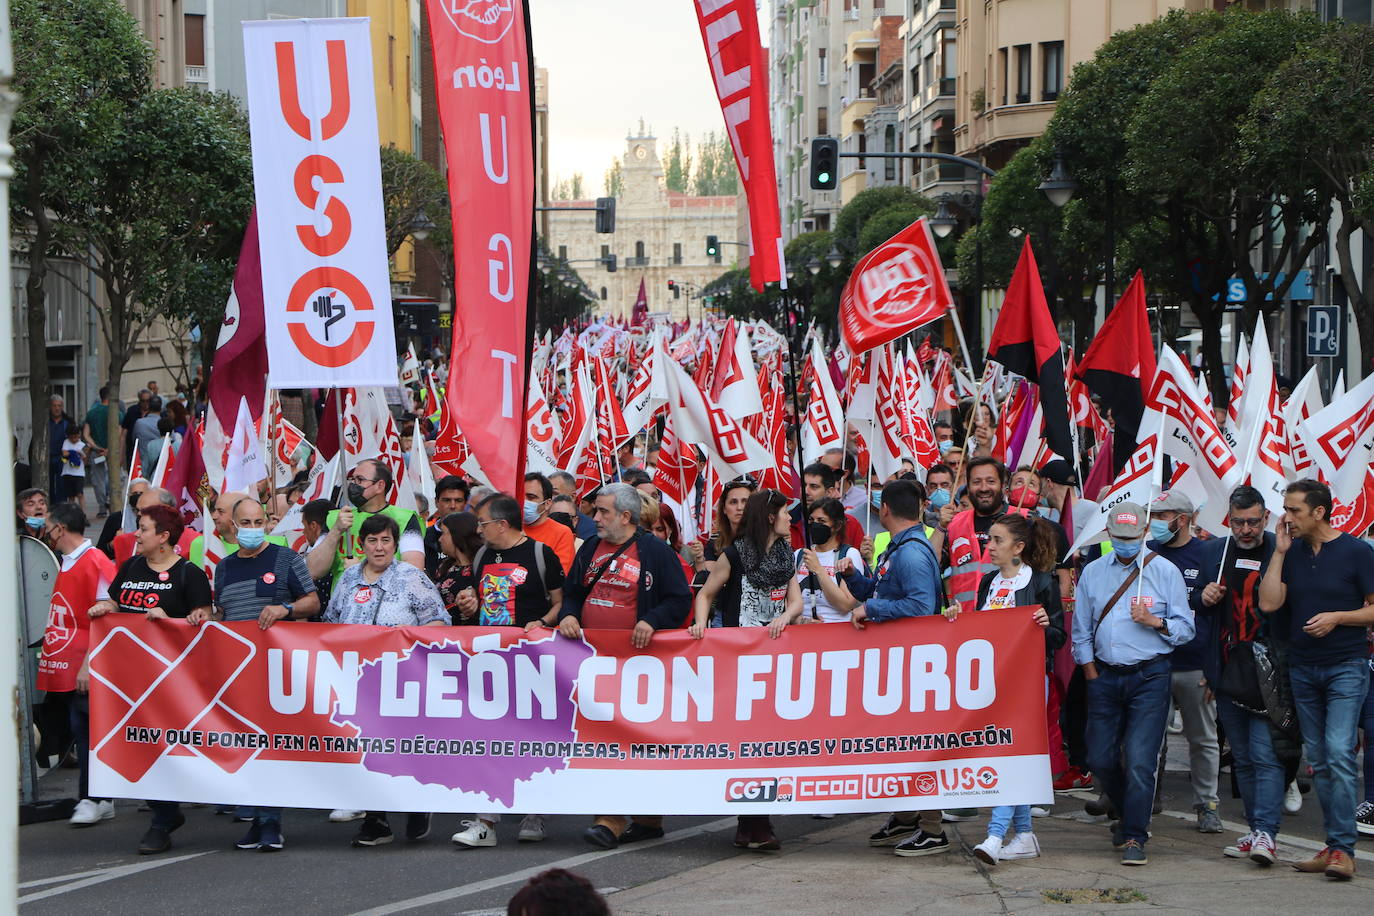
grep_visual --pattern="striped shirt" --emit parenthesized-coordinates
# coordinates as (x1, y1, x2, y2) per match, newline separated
(213, 543, 315, 623)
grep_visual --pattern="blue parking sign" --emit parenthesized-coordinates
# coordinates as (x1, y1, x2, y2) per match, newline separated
(1306, 305, 1340, 357)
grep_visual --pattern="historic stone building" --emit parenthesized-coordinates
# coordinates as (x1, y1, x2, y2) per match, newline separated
(546, 132, 741, 322)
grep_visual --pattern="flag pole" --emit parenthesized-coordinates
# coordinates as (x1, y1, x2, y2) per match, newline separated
(777, 284, 811, 547)
(334, 390, 353, 560)
(266, 390, 279, 508)
(1134, 406, 1169, 609)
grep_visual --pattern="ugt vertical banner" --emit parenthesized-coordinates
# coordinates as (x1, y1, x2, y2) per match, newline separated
(425, 1, 536, 497)
(242, 19, 398, 388)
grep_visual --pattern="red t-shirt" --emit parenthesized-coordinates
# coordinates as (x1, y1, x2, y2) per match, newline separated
(582, 540, 640, 630)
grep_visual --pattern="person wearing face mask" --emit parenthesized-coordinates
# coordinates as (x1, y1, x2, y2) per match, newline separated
(191, 497, 319, 851)
(523, 472, 575, 574)
(17, 487, 49, 538)
(1143, 490, 1221, 834)
(1072, 503, 1195, 866)
(36, 504, 115, 828)
(923, 464, 955, 530)
(307, 458, 426, 583)
(795, 498, 867, 623)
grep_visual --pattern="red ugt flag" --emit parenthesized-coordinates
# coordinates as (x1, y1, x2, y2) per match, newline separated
(839, 218, 953, 354)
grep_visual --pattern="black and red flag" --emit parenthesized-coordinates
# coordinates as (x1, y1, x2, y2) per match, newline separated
(985, 237, 1074, 462)
(1074, 269, 1156, 471)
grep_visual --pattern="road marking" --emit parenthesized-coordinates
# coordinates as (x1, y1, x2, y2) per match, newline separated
(19, 852, 215, 904)
(350, 819, 736, 915)
(1159, 809, 1374, 863)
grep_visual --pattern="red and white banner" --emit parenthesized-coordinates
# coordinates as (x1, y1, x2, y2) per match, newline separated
(90, 612, 1051, 813)
(242, 19, 398, 387)
(694, 0, 785, 290)
(426, 0, 535, 496)
(839, 218, 953, 354)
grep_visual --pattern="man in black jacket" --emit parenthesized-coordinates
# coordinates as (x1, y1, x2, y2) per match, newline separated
(556, 482, 689, 849)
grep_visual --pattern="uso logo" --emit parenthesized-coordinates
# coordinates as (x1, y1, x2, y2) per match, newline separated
(975, 766, 998, 789)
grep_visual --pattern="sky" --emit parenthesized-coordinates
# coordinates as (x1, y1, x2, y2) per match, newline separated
(527, 0, 768, 196)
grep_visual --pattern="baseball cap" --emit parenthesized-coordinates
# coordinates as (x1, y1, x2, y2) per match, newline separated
(1039, 459, 1077, 487)
(1106, 502, 1148, 539)
(1153, 490, 1195, 514)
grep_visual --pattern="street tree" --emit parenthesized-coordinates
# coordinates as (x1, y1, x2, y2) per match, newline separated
(379, 145, 448, 260)
(10, 0, 150, 490)
(664, 127, 692, 193)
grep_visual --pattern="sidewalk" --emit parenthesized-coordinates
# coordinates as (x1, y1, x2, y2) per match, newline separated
(608, 807, 1372, 915)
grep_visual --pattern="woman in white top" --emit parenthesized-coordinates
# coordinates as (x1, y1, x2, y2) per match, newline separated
(795, 498, 866, 623)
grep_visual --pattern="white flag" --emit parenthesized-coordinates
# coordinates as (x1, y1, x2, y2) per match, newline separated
(1298, 369, 1374, 505)
(223, 396, 266, 495)
(801, 338, 845, 463)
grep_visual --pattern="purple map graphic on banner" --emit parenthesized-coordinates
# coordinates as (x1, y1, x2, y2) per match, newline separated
(333, 635, 594, 804)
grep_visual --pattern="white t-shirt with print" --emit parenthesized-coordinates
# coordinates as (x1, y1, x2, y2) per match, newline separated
(796, 546, 865, 623)
(980, 564, 1032, 611)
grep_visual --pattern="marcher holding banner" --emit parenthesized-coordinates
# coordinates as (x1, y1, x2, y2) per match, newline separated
(968, 513, 1066, 866)
(322, 513, 446, 848)
(556, 483, 690, 850)
(690, 489, 802, 851)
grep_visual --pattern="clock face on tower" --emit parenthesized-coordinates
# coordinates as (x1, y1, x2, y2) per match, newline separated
(634, 145, 647, 160)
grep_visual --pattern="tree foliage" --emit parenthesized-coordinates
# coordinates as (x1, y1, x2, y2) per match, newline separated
(664, 127, 692, 193)
(379, 145, 448, 259)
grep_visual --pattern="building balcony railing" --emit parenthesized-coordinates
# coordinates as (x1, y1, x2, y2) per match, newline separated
(625, 257, 651, 268)
(186, 65, 208, 83)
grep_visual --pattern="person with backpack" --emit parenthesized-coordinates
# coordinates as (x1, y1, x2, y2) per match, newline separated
(450, 493, 565, 850)
(830, 479, 948, 859)
(795, 497, 866, 623)
(557, 482, 692, 850)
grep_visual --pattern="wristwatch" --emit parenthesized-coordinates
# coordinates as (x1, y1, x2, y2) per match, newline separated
(1157, 617, 1170, 637)
(281, 602, 294, 620)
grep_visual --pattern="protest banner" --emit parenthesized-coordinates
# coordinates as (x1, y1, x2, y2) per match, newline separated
(89, 611, 1051, 814)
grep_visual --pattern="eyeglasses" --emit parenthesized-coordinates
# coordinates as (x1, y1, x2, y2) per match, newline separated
(347, 476, 378, 485)
(476, 518, 504, 528)
(1230, 517, 1265, 529)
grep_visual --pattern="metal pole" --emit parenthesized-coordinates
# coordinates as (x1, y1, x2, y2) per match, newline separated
(0, 1, 21, 906)
(1105, 174, 1116, 303)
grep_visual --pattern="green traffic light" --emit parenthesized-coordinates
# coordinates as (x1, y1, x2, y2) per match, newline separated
(818, 172, 830, 184)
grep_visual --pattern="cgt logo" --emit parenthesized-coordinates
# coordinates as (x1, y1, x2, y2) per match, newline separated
(725, 777, 794, 803)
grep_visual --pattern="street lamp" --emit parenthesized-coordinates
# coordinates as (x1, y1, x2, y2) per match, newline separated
(826, 244, 843, 269)
(806, 256, 821, 276)
(930, 199, 957, 239)
(1038, 155, 1078, 209)
(409, 209, 435, 242)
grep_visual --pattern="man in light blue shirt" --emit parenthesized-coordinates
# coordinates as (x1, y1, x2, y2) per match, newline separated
(1072, 502, 1194, 867)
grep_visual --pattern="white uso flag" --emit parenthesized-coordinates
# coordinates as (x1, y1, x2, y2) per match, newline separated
(243, 18, 397, 387)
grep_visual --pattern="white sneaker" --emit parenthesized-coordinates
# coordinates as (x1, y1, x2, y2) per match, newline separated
(1282, 781, 1302, 815)
(329, 809, 366, 823)
(451, 819, 496, 847)
(68, 798, 114, 827)
(973, 834, 1002, 865)
(1223, 831, 1255, 858)
(1030, 806, 1050, 818)
(517, 814, 545, 842)
(1001, 832, 1041, 859)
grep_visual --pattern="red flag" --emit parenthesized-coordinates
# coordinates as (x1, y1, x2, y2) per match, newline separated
(916, 335, 936, 368)
(653, 415, 700, 506)
(1074, 270, 1156, 460)
(694, 0, 784, 290)
(430, 399, 472, 479)
(986, 238, 1073, 462)
(163, 425, 209, 528)
(839, 218, 954, 353)
(631, 278, 648, 327)
(929, 351, 958, 414)
(426, 0, 534, 497)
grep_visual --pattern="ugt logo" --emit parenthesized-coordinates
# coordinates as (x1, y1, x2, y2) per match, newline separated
(444, 1, 516, 44)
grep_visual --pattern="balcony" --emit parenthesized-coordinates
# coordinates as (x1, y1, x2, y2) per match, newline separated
(624, 257, 651, 268)
(185, 65, 208, 84)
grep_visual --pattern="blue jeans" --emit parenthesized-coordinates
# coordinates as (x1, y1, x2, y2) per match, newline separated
(1362, 666, 1374, 803)
(987, 805, 1031, 838)
(1289, 659, 1369, 855)
(1216, 696, 1283, 838)
(1085, 655, 1171, 844)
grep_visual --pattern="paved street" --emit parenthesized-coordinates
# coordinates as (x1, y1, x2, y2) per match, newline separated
(19, 735, 1373, 914)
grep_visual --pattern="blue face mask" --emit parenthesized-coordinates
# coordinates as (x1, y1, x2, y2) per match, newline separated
(870, 489, 883, 509)
(929, 488, 951, 509)
(236, 527, 267, 550)
(523, 500, 542, 525)
(24, 516, 43, 530)
(1111, 538, 1143, 559)
(1149, 519, 1176, 545)
(938, 439, 953, 453)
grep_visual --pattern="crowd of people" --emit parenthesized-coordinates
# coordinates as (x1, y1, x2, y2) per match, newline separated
(16, 379, 1374, 884)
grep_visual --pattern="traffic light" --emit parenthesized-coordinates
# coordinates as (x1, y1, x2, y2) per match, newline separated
(595, 196, 616, 233)
(604, 253, 617, 273)
(810, 137, 838, 190)
(668, 280, 680, 299)
(706, 235, 719, 258)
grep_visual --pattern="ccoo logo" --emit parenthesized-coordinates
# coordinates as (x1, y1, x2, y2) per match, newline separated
(443, 1, 516, 44)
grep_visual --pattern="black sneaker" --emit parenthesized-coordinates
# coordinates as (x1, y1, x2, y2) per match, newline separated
(893, 830, 950, 857)
(583, 824, 618, 849)
(258, 823, 284, 852)
(137, 813, 185, 855)
(1356, 800, 1374, 838)
(351, 816, 394, 847)
(868, 815, 919, 847)
(235, 821, 265, 850)
(405, 813, 431, 841)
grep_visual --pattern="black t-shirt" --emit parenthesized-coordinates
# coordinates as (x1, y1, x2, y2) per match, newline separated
(473, 537, 565, 627)
(1281, 533, 1374, 666)
(108, 556, 214, 618)
(435, 557, 476, 625)
(1215, 536, 1275, 661)
(941, 509, 1001, 569)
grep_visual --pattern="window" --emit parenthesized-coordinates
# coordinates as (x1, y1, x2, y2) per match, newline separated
(601, 244, 610, 260)
(818, 48, 828, 84)
(635, 241, 645, 259)
(1015, 45, 1031, 104)
(817, 106, 828, 135)
(857, 133, 867, 169)
(858, 62, 875, 97)
(185, 14, 205, 67)
(558, 245, 567, 261)
(884, 125, 896, 181)
(600, 287, 608, 300)
(1041, 41, 1063, 101)
(999, 48, 1008, 106)
(673, 242, 683, 265)
(941, 31, 957, 96)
